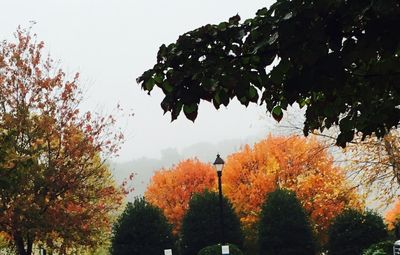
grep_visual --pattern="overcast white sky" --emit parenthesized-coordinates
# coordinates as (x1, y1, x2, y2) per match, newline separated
(0, 0, 280, 162)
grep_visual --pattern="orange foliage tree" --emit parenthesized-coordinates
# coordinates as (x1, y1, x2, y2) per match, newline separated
(0, 28, 124, 255)
(223, 135, 361, 241)
(145, 159, 216, 233)
(385, 200, 400, 230)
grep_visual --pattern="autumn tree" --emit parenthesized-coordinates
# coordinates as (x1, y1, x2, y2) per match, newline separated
(138, 0, 400, 147)
(0, 28, 124, 255)
(385, 199, 400, 232)
(145, 158, 216, 233)
(222, 135, 361, 242)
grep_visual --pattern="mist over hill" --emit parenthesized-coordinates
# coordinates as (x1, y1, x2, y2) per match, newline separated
(110, 135, 265, 201)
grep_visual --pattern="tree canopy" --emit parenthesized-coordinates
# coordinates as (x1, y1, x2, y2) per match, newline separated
(327, 209, 388, 255)
(385, 199, 400, 230)
(258, 189, 315, 255)
(145, 159, 216, 233)
(181, 190, 243, 255)
(0, 28, 124, 255)
(344, 129, 400, 202)
(110, 198, 175, 255)
(223, 135, 361, 241)
(137, 0, 400, 147)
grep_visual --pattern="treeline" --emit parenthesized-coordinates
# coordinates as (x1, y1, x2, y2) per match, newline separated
(111, 189, 393, 255)
(110, 135, 400, 255)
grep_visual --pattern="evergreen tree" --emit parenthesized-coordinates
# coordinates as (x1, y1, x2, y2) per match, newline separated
(110, 197, 174, 255)
(258, 189, 315, 255)
(181, 190, 243, 255)
(328, 209, 387, 255)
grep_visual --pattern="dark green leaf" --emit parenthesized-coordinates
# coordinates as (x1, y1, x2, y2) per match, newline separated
(272, 105, 283, 122)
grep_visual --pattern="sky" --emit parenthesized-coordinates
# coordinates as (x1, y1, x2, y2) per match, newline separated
(0, 1, 390, 211)
(0, 0, 280, 163)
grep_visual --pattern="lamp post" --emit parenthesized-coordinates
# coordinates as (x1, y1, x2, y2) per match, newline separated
(213, 154, 225, 245)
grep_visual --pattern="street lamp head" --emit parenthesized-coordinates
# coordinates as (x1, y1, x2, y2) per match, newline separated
(213, 154, 225, 173)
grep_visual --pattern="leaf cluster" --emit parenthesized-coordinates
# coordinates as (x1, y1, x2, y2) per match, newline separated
(327, 209, 388, 255)
(258, 189, 316, 255)
(111, 198, 175, 255)
(138, 0, 400, 146)
(181, 190, 243, 255)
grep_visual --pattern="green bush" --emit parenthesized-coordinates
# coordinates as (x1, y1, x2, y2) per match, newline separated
(258, 189, 315, 255)
(110, 197, 175, 255)
(181, 190, 243, 255)
(198, 244, 244, 255)
(363, 240, 394, 255)
(327, 209, 388, 255)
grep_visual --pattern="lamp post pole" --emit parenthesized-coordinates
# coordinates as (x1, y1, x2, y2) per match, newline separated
(214, 154, 225, 245)
(217, 170, 224, 245)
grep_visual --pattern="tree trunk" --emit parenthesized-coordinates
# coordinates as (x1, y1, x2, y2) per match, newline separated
(26, 234, 33, 255)
(13, 233, 33, 255)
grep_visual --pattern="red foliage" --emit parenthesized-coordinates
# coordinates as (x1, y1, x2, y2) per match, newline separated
(0, 28, 124, 254)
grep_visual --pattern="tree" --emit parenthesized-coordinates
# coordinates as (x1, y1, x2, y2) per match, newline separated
(259, 189, 315, 255)
(327, 209, 388, 255)
(0, 28, 124, 255)
(181, 190, 243, 255)
(145, 158, 216, 233)
(137, 0, 400, 147)
(222, 135, 360, 242)
(110, 198, 175, 255)
(343, 129, 400, 202)
(385, 199, 400, 231)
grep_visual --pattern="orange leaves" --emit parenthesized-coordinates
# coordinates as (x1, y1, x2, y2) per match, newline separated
(145, 159, 216, 234)
(66, 202, 85, 214)
(385, 200, 400, 230)
(0, 28, 125, 253)
(223, 135, 361, 241)
(143, 135, 361, 243)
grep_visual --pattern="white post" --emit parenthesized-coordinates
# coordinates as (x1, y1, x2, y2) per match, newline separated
(221, 245, 229, 255)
